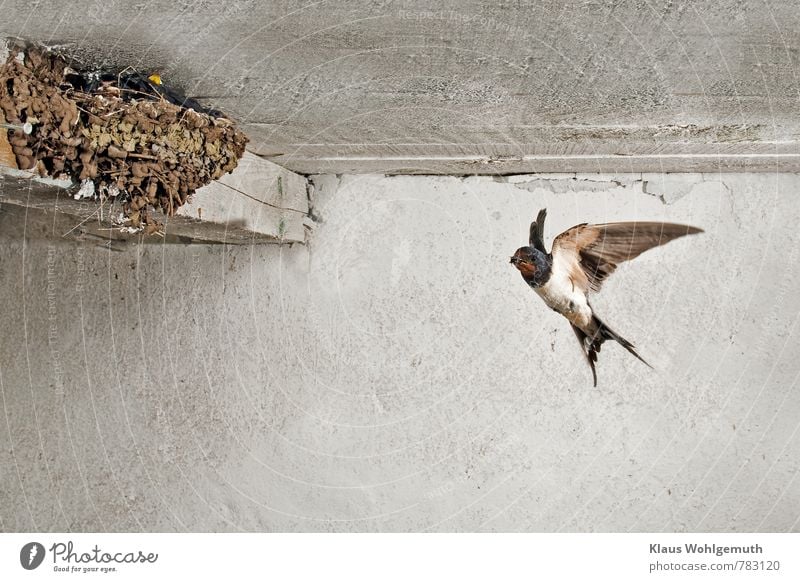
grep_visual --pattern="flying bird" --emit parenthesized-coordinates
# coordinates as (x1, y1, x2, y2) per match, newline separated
(510, 209, 703, 386)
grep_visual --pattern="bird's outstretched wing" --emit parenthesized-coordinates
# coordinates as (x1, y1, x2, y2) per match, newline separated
(529, 208, 548, 253)
(552, 221, 704, 293)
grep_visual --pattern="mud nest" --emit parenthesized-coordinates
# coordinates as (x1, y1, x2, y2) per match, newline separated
(0, 45, 248, 231)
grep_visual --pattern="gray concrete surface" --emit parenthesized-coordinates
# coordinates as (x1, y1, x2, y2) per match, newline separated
(0, 170, 306, 247)
(1, 172, 799, 532)
(3, 1, 800, 173)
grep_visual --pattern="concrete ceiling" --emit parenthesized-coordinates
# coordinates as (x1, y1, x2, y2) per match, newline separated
(3, 0, 800, 174)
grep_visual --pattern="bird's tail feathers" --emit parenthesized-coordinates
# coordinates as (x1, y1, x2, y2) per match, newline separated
(571, 325, 598, 386)
(572, 314, 652, 386)
(593, 313, 652, 370)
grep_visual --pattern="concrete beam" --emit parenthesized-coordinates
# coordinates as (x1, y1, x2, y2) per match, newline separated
(268, 151, 800, 176)
(177, 152, 309, 242)
(0, 137, 310, 245)
(3, 1, 798, 174)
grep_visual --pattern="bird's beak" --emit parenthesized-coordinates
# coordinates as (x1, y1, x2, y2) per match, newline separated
(509, 256, 518, 265)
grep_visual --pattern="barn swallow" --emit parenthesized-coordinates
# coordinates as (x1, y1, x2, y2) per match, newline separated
(510, 209, 703, 386)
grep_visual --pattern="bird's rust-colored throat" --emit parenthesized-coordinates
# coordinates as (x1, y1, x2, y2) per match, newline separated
(510, 250, 537, 276)
(515, 261, 537, 276)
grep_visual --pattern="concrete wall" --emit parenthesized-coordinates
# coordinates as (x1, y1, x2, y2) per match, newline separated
(2, 172, 799, 532)
(3, 1, 800, 173)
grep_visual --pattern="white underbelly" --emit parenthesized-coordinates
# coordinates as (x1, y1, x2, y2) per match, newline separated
(534, 272, 591, 326)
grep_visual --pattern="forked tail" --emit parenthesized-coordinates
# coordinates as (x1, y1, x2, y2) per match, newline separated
(571, 313, 652, 387)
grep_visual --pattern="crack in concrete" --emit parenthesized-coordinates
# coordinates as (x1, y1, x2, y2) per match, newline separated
(498, 172, 730, 205)
(507, 175, 628, 193)
(642, 175, 731, 205)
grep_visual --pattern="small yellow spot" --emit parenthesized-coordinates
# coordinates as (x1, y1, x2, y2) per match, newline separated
(148, 73, 162, 85)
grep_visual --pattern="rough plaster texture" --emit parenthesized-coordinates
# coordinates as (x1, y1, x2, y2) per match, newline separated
(176, 151, 310, 243)
(3, 1, 800, 173)
(1, 172, 799, 532)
